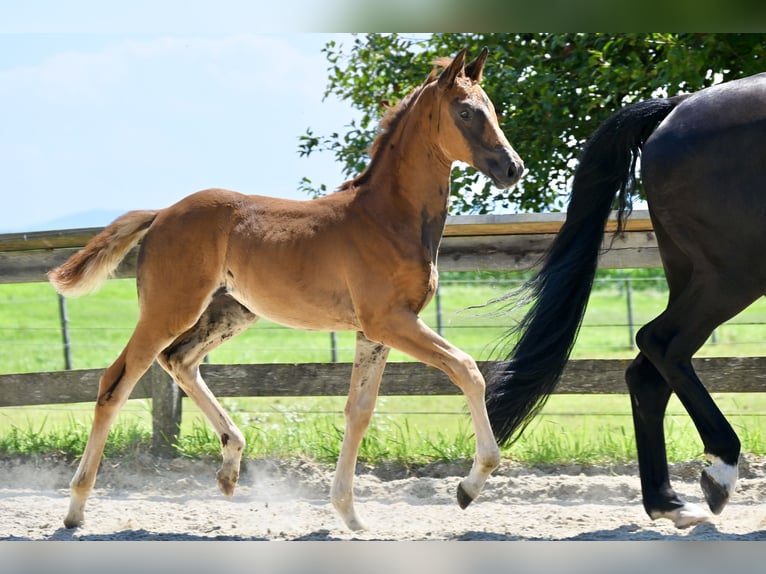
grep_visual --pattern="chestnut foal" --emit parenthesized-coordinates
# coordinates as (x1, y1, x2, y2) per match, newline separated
(50, 48, 523, 531)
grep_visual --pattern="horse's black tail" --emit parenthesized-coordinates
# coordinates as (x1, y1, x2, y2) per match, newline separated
(486, 95, 686, 446)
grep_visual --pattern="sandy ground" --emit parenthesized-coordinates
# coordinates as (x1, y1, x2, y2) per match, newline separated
(1, 453, 765, 541)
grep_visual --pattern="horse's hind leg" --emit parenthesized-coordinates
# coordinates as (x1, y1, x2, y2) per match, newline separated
(65, 322, 176, 528)
(157, 291, 257, 498)
(636, 276, 758, 520)
(331, 332, 390, 530)
(626, 353, 711, 528)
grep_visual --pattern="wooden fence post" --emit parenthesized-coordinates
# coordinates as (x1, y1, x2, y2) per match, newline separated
(149, 362, 182, 457)
(57, 294, 72, 370)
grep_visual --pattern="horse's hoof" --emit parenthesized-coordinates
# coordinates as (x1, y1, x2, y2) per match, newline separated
(457, 483, 474, 509)
(701, 468, 730, 515)
(651, 502, 711, 529)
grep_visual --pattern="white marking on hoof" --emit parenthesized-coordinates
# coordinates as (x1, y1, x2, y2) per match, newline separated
(456, 449, 500, 509)
(331, 496, 367, 531)
(64, 502, 85, 529)
(330, 484, 368, 531)
(701, 455, 738, 515)
(342, 513, 368, 532)
(64, 485, 89, 528)
(651, 502, 712, 529)
(704, 455, 738, 495)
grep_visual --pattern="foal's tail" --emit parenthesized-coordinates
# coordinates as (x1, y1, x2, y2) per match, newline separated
(48, 210, 158, 297)
(486, 95, 687, 446)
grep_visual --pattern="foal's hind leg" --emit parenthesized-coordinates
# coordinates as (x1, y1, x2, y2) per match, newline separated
(626, 353, 711, 528)
(157, 291, 257, 498)
(65, 323, 176, 528)
(330, 332, 390, 531)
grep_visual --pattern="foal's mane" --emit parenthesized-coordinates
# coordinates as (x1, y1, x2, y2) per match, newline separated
(337, 58, 452, 192)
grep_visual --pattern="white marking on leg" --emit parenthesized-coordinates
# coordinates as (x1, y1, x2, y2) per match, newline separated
(705, 454, 738, 495)
(330, 478, 366, 531)
(64, 346, 156, 528)
(365, 317, 500, 510)
(651, 503, 711, 529)
(331, 335, 388, 531)
(453, 352, 500, 505)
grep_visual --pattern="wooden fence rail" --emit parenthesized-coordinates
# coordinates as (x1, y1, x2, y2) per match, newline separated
(0, 211, 658, 283)
(1, 211, 760, 455)
(4, 358, 766, 408)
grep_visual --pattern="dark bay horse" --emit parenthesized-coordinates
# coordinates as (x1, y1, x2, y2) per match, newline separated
(486, 72, 766, 528)
(49, 48, 523, 531)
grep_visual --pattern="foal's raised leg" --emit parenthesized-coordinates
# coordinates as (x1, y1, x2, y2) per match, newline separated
(64, 323, 175, 528)
(330, 332, 390, 530)
(364, 314, 500, 509)
(157, 291, 257, 498)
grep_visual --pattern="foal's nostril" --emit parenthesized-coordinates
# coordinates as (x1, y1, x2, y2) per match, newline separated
(510, 159, 524, 180)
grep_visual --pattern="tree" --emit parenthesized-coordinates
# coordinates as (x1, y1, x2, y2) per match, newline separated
(299, 33, 766, 214)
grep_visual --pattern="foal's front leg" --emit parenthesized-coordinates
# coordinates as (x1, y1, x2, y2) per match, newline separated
(365, 314, 501, 511)
(331, 332, 390, 530)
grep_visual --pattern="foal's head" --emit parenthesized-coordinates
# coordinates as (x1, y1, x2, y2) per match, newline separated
(425, 47, 524, 189)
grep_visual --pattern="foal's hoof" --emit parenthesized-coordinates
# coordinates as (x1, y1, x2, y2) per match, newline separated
(701, 468, 730, 515)
(342, 514, 368, 532)
(456, 483, 474, 509)
(63, 515, 82, 529)
(64, 499, 86, 529)
(216, 470, 238, 498)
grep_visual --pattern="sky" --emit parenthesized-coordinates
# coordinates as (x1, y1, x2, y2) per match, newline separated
(0, 6, 367, 232)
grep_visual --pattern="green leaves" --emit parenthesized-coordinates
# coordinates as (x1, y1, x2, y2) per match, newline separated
(301, 33, 766, 214)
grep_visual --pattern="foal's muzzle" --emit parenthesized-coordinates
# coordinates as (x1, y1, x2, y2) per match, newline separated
(484, 146, 524, 189)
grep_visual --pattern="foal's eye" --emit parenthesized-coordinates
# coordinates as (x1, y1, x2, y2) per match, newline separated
(459, 109, 472, 121)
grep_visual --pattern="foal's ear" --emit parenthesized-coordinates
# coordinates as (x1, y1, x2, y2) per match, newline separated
(438, 48, 468, 90)
(465, 47, 488, 83)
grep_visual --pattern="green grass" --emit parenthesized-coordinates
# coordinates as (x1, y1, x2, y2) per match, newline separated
(3, 393, 764, 465)
(1, 271, 766, 466)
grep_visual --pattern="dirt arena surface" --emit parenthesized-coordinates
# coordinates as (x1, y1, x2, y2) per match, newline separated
(2, 453, 765, 541)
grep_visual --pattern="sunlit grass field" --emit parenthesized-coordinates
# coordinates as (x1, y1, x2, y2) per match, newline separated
(1, 271, 765, 465)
